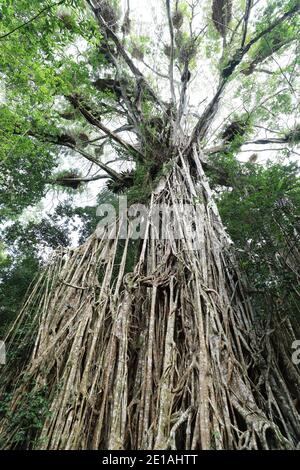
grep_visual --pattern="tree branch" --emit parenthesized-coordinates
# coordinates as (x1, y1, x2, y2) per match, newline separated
(51, 173, 108, 187)
(86, 0, 166, 112)
(67, 94, 142, 158)
(189, 4, 299, 147)
(187, 81, 226, 147)
(204, 134, 294, 155)
(241, 0, 253, 48)
(244, 137, 288, 145)
(0, 0, 65, 40)
(222, 2, 300, 79)
(166, 0, 176, 104)
(141, 59, 171, 80)
(241, 36, 296, 76)
(26, 129, 122, 180)
(247, 3, 300, 52)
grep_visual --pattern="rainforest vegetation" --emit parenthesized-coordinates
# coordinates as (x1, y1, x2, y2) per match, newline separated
(0, 0, 299, 450)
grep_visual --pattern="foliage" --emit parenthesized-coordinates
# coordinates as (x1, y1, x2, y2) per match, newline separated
(0, 211, 73, 335)
(0, 384, 51, 449)
(0, 106, 55, 219)
(215, 160, 300, 319)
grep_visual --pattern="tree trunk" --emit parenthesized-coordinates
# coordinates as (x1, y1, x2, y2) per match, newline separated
(0, 146, 299, 450)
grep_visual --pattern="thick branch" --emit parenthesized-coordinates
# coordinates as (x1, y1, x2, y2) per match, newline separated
(244, 137, 288, 145)
(247, 4, 300, 52)
(188, 81, 226, 147)
(67, 94, 142, 158)
(242, 37, 296, 76)
(87, 0, 165, 112)
(205, 137, 290, 155)
(67, 145, 122, 180)
(166, 0, 176, 104)
(177, 61, 190, 127)
(241, 0, 252, 48)
(26, 129, 122, 180)
(50, 173, 108, 187)
(222, 2, 300, 79)
(189, 3, 299, 147)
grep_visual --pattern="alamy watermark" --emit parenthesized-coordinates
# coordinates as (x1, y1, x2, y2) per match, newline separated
(292, 340, 300, 365)
(0, 340, 6, 365)
(95, 196, 204, 249)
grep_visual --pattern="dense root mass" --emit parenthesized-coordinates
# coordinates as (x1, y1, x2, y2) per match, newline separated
(0, 148, 299, 449)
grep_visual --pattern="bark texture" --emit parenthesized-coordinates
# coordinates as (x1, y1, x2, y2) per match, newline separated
(0, 147, 299, 449)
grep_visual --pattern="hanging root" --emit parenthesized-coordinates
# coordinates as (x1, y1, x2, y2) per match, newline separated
(0, 147, 299, 450)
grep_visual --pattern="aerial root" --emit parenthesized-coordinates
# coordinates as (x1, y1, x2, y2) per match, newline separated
(0, 148, 299, 449)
